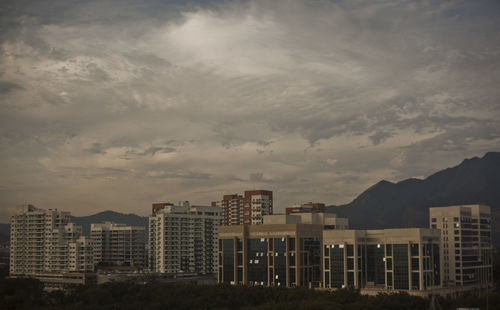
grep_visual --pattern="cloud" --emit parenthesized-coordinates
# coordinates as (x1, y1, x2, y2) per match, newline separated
(0, 0, 499, 220)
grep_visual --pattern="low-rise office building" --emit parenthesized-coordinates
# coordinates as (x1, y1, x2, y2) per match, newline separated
(323, 228, 441, 292)
(218, 212, 349, 287)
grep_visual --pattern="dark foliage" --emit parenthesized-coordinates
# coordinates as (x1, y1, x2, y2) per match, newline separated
(1, 278, 499, 310)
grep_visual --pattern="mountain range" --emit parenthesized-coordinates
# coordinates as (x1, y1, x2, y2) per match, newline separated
(70, 211, 148, 236)
(1, 151, 499, 245)
(326, 151, 500, 245)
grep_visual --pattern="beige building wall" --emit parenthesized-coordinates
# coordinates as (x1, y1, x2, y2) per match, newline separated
(218, 223, 324, 287)
(323, 228, 441, 292)
(429, 204, 492, 287)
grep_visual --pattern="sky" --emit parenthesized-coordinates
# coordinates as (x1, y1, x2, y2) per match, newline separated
(1, 0, 499, 222)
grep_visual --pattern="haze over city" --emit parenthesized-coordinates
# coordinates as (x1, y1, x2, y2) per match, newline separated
(1, 0, 500, 222)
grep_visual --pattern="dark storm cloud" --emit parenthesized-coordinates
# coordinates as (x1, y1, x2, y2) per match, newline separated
(0, 81, 23, 94)
(0, 0, 499, 219)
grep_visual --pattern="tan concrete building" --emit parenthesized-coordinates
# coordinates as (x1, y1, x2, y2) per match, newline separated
(217, 212, 348, 287)
(323, 228, 441, 292)
(429, 204, 492, 288)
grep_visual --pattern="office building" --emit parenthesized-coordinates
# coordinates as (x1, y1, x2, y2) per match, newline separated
(148, 202, 220, 274)
(217, 212, 348, 287)
(429, 204, 493, 287)
(213, 190, 273, 226)
(9, 204, 94, 280)
(90, 222, 146, 268)
(323, 228, 441, 292)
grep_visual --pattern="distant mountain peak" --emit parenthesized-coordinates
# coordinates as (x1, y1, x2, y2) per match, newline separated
(483, 151, 500, 160)
(327, 151, 500, 245)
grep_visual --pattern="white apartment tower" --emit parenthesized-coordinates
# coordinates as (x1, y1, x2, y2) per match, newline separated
(69, 236, 94, 272)
(10, 205, 93, 277)
(148, 202, 220, 274)
(429, 204, 493, 287)
(90, 222, 146, 267)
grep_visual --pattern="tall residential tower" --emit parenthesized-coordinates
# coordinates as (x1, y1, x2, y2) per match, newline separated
(213, 190, 273, 226)
(149, 202, 220, 274)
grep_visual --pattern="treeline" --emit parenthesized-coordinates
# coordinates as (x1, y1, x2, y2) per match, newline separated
(1, 278, 500, 310)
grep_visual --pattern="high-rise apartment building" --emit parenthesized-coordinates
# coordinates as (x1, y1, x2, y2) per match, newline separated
(148, 202, 220, 274)
(69, 236, 94, 272)
(245, 190, 273, 225)
(90, 222, 146, 267)
(10, 204, 93, 278)
(429, 204, 492, 287)
(213, 190, 273, 226)
(213, 194, 245, 226)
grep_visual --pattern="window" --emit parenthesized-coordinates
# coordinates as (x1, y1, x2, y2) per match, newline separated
(411, 244, 419, 256)
(431, 218, 437, 223)
(411, 258, 419, 271)
(347, 244, 354, 256)
(386, 244, 392, 256)
(347, 258, 354, 270)
(386, 258, 392, 270)
(393, 244, 409, 290)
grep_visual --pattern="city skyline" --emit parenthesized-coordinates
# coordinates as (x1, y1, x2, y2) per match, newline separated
(1, 0, 500, 221)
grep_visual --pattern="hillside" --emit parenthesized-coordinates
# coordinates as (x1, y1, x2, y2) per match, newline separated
(327, 152, 500, 245)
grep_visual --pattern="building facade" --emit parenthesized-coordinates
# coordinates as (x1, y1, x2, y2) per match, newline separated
(148, 202, 220, 274)
(323, 228, 441, 292)
(286, 202, 326, 215)
(90, 222, 146, 267)
(213, 194, 245, 226)
(10, 204, 93, 278)
(213, 190, 273, 226)
(429, 204, 493, 287)
(217, 212, 348, 287)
